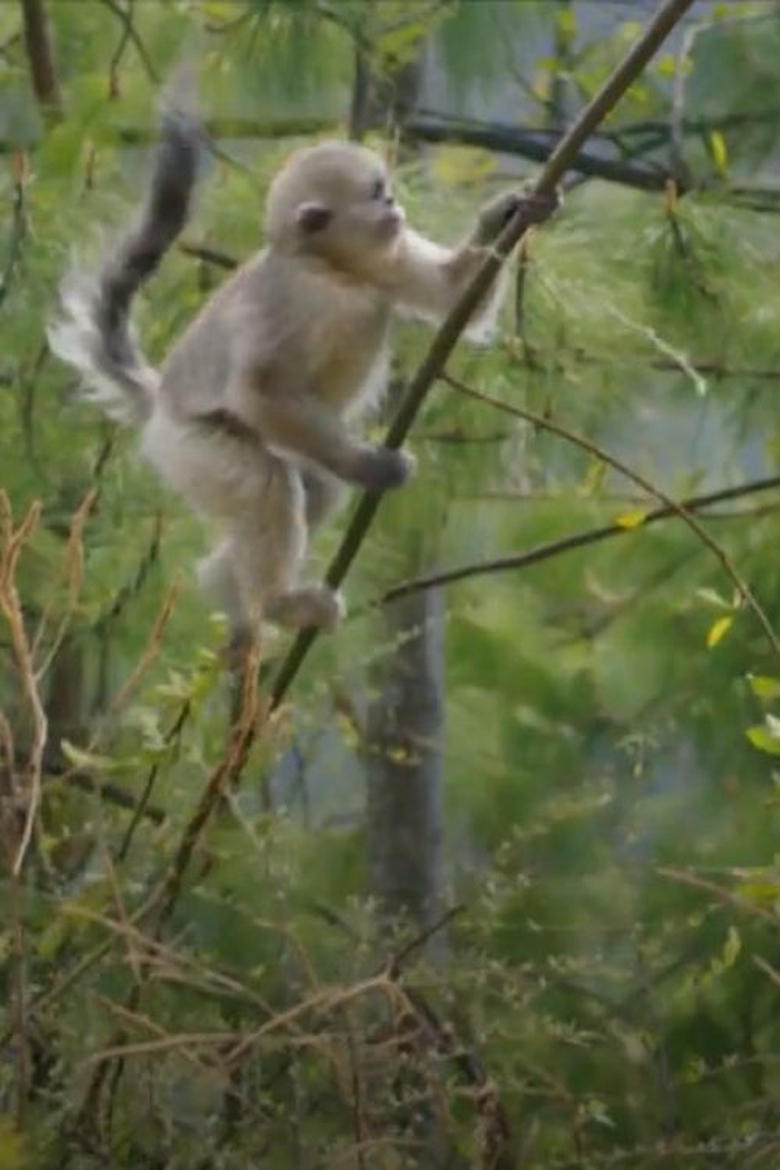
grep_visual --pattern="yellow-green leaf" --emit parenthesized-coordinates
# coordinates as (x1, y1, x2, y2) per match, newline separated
(696, 587, 729, 610)
(432, 146, 496, 188)
(60, 739, 121, 773)
(746, 725, 780, 756)
(722, 925, 741, 969)
(377, 19, 428, 66)
(655, 54, 678, 80)
(766, 712, 780, 737)
(738, 880, 780, 903)
(620, 21, 643, 43)
(709, 130, 728, 175)
(748, 675, 780, 701)
(614, 508, 649, 530)
(707, 615, 733, 649)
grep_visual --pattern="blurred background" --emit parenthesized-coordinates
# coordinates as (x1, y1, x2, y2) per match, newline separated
(4, 1, 780, 1166)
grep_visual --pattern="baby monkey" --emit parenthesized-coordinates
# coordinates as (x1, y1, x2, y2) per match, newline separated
(50, 109, 557, 641)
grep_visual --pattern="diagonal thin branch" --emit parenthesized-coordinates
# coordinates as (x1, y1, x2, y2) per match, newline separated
(269, 0, 698, 710)
(380, 475, 780, 606)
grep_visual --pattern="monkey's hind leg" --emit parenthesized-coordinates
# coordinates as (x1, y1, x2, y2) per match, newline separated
(198, 538, 255, 653)
(227, 460, 344, 633)
(302, 468, 345, 531)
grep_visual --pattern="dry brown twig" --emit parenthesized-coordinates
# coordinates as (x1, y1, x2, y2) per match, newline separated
(96, 993, 225, 1073)
(76, 644, 266, 1124)
(108, 578, 180, 715)
(153, 642, 266, 928)
(83, 973, 405, 1067)
(0, 492, 47, 875)
(31, 486, 97, 675)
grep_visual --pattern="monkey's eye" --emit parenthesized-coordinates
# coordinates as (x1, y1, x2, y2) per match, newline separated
(370, 177, 385, 201)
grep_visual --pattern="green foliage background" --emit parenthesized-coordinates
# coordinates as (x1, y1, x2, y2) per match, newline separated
(3, 1, 780, 1167)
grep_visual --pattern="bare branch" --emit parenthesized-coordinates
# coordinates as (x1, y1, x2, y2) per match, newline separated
(407, 115, 673, 193)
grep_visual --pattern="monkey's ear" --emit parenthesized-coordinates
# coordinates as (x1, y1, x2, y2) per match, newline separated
(296, 202, 332, 233)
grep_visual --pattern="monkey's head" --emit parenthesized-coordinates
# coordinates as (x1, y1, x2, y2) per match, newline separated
(265, 141, 405, 265)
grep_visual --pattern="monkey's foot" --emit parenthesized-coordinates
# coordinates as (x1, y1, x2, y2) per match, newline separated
(352, 445, 416, 492)
(265, 585, 345, 632)
(218, 625, 257, 671)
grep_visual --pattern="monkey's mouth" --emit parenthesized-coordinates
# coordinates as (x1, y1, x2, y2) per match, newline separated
(380, 206, 405, 235)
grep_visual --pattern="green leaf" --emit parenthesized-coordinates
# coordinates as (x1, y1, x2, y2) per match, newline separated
(746, 725, 780, 755)
(748, 675, 780, 701)
(738, 880, 780, 903)
(696, 587, 730, 610)
(722, 925, 741, 969)
(655, 54, 678, 80)
(555, 7, 577, 43)
(60, 739, 122, 773)
(620, 21, 643, 44)
(432, 145, 496, 187)
(377, 18, 429, 66)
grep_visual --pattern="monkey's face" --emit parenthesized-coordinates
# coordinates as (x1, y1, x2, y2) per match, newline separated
(267, 142, 406, 263)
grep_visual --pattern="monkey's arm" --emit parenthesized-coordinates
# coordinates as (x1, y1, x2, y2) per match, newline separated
(225, 376, 413, 493)
(387, 191, 557, 340)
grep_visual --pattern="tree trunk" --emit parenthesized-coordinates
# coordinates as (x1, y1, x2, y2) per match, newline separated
(19, 0, 61, 120)
(365, 585, 445, 933)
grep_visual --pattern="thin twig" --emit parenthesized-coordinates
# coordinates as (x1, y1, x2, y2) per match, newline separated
(657, 867, 779, 926)
(94, 511, 164, 636)
(32, 487, 97, 676)
(386, 904, 464, 978)
(115, 698, 190, 862)
(441, 372, 779, 656)
(108, 580, 179, 715)
(56, 771, 166, 823)
(107, 0, 133, 95)
(153, 649, 263, 927)
(178, 241, 238, 270)
(98, 0, 158, 84)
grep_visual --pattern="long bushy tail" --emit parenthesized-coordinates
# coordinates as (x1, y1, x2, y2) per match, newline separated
(48, 106, 201, 425)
